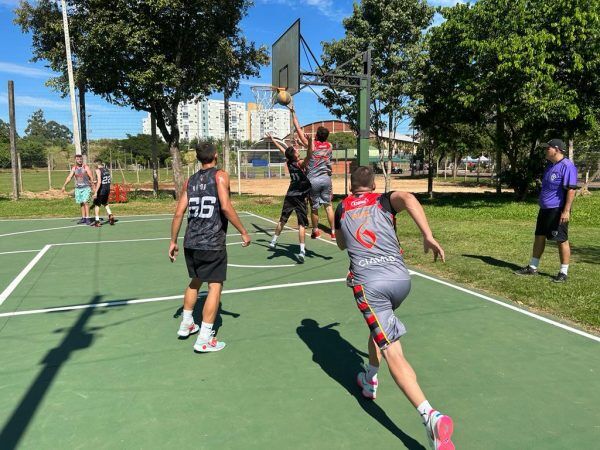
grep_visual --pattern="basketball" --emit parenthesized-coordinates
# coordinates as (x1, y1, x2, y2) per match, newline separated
(276, 90, 292, 106)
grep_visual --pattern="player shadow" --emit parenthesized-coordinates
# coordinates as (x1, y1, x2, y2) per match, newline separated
(0, 293, 106, 450)
(173, 298, 240, 336)
(296, 319, 426, 450)
(462, 254, 555, 277)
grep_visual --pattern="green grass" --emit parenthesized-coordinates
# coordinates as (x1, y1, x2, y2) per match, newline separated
(1, 192, 598, 332)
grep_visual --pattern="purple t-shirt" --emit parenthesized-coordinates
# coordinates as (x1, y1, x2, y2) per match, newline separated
(539, 158, 578, 209)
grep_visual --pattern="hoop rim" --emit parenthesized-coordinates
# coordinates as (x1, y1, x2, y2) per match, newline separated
(250, 85, 288, 110)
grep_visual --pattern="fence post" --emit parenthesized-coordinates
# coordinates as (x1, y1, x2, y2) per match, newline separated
(17, 153, 23, 193)
(8, 80, 20, 199)
(47, 154, 52, 190)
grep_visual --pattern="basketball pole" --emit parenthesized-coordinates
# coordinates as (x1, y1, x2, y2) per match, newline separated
(358, 48, 371, 167)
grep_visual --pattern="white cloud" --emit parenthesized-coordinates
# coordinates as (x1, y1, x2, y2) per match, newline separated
(0, 0, 20, 8)
(0, 62, 55, 79)
(258, 0, 348, 22)
(0, 92, 113, 112)
(428, 0, 467, 6)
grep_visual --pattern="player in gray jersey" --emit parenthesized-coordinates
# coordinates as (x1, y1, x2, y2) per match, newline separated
(335, 166, 455, 450)
(91, 160, 115, 227)
(290, 107, 336, 240)
(61, 154, 95, 224)
(267, 133, 312, 262)
(169, 143, 251, 353)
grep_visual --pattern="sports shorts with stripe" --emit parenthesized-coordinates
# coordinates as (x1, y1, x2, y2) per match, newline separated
(351, 278, 411, 350)
(308, 175, 332, 209)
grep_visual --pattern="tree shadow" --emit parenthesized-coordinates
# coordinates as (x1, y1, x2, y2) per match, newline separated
(571, 245, 600, 265)
(0, 294, 106, 450)
(296, 319, 425, 450)
(173, 297, 240, 336)
(462, 254, 555, 277)
(414, 192, 539, 208)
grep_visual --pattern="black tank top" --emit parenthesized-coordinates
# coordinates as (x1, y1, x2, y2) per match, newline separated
(98, 167, 111, 194)
(184, 167, 228, 250)
(286, 160, 310, 197)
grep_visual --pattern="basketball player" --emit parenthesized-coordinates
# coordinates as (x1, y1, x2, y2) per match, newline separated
(289, 107, 335, 240)
(169, 142, 251, 353)
(266, 133, 312, 262)
(335, 166, 454, 450)
(61, 154, 95, 224)
(91, 160, 115, 227)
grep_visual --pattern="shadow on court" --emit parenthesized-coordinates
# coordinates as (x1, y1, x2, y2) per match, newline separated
(296, 319, 426, 450)
(462, 254, 555, 277)
(173, 299, 240, 335)
(0, 293, 106, 450)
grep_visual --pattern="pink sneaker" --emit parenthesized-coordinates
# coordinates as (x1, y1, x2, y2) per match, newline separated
(356, 371, 378, 399)
(193, 332, 226, 353)
(424, 410, 455, 450)
(311, 229, 321, 239)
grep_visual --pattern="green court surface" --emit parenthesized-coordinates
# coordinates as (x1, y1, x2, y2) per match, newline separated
(0, 213, 598, 449)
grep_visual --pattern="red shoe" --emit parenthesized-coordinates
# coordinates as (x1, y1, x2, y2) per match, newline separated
(311, 229, 321, 239)
(330, 232, 336, 241)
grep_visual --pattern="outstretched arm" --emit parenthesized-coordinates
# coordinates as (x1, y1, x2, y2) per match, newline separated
(216, 170, 251, 247)
(267, 133, 286, 155)
(390, 191, 445, 262)
(290, 107, 309, 148)
(299, 136, 313, 171)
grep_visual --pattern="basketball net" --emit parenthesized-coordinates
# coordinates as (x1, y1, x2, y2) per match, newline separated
(251, 86, 278, 111)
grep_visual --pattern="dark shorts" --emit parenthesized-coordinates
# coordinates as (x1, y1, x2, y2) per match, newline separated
(184, 248, 227, 282)
(535, 207, 568, 243)
(351, 278, 412, 350)
(93, 192, 110, 207)
(279, 195, 309, 227)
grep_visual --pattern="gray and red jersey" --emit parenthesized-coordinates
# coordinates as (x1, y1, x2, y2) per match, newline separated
(72, 164, 91, 188)
(335, 192, 409, 285)
(184, 167, 228, 251)
(307, 140, 332, 179)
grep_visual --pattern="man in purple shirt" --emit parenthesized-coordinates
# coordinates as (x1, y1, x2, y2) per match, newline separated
(515, 139, 578, 282)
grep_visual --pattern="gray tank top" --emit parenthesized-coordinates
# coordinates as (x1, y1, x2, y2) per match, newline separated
(307, 141, 332, 179)
(73, 165, 91, 188)
(335, 192, 409, 284)
(184, 167, 228, 250)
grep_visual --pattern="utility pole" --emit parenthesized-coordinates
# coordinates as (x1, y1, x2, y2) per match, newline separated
(8, 80, 20, 199)
(151, 114, 159, 196)
(357, 48, 371, 167)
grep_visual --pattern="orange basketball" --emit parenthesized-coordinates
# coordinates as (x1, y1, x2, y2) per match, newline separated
(276, 90, 292, 106)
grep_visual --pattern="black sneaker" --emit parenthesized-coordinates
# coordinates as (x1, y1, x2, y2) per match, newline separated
(77, 218, 86, 224)
(514, 265, 538, 275)
(552, 272, 568, 283)
(93, 220, 102, 228)
(109, 214, 115, 225)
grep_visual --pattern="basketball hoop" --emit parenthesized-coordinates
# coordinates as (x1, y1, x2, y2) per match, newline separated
(251, 85, 279, 111)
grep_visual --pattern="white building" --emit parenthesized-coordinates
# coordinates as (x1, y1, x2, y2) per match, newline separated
(249, 107, 291, 142)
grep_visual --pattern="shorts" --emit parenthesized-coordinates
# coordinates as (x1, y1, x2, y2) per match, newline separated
(308, 175, 332, 209)
(535, 207, 568, 243)
(75, 187, 92, 204)
(351, 278, 411, 350)
(279, 195, 308, 227)
(184, 248, 227, 282)
(93, 192, 110, 207)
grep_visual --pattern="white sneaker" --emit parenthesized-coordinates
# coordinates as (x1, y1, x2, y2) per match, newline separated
(177, 320, 199, 338)
(297, 251, 305, 263)
(356, 371, 378, 399)
(424, 410, 455, 450)
(269, 241, 276, 250)
(193, 331, 226, 353)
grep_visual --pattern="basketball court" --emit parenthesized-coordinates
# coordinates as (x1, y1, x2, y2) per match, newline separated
(0, 213, 598, 449)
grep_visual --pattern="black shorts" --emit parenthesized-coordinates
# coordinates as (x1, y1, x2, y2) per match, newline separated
(535, 207, 568, 243)
(279, 195, 308, 227)
(184, 248, 227, 282)
(93, 192, 110, 206)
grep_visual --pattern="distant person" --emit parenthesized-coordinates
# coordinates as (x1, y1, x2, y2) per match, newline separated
(290, 107, 335, 240)
(91, 160, 115, 227)
(266, 133, 312, 262)
(169, 142, 251, 353)
(61, 154, 94, 224)
(335, 166, 454, 450)
(515, 139, 578, 282)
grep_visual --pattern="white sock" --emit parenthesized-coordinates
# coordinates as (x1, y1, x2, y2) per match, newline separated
(300, 243, 305, 253)
(105, 205, 112, 215)
(182, 309, 193, 323)
(529, 257, 540, 269)
(417, 400, 433, 424)
(366, 363, 379, 381)
(95, 215, 100, 221)
(271, 235, 278, 244)
(560, 264, 569, 275)
(199, 322, 214, 340)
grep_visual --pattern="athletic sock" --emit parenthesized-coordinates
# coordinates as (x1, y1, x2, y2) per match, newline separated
(300, 243, 305, 253)
(366, 363, 379, 381)
(529, 257, 540, 269)
(417, 400, 433, 424)
(199, 322, 214, 340)
(271, 235, 278, 244)
(105, 205, 112, 215)
(182, 309, 194, 323)
(560, 264, 569, 275)
(95, 215, 100, 221)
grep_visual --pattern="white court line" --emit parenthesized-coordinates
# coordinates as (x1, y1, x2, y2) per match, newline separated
(0, 249, 43, 256)
(0, 245, 52, 306)
(229, 263, 296, 268)
(0, 277, 345, 318)
(0, 213, 252, 223)
(243, 211, 600, 343)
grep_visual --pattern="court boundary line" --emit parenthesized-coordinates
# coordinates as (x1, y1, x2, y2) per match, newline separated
(0, 213, 253, 223)
(0, 278, 345, 318)
(0, 245, 52, 306)
(243, 211, 600, 343)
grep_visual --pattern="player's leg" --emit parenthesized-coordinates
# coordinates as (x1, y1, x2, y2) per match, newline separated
(309, 183, 321, 238)
(553, 213, 570, 282)
(516, 208, 549, 275)
(325, 204, 335, 240)
(194, 281, 226, 352)
(177, 277, 201, 337)
(357, 335, 382, 399)
(294, 196, 308, 261)
(104, 200, 115, 225)
(271, 199, 292, 249)
(323, 179, 335, 240)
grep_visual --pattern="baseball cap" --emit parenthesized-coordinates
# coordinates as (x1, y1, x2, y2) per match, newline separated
(542, 139, 566, 152)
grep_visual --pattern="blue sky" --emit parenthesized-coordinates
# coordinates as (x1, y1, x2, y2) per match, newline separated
(0, 0, 464, 139)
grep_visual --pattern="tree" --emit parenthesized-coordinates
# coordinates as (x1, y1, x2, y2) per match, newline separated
(57, 0, 267, 197)
(320, 0, 434, 190)
(23, 109, 72, 148)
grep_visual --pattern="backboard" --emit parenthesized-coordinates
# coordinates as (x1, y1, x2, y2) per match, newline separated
(272, 19, 300, 96)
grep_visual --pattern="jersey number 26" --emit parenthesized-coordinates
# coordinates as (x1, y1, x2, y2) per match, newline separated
(188, 196, 216, 218)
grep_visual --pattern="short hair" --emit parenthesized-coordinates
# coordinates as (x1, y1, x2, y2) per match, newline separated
(316, 126, 329, 142)
(95, 159, 104, 166)
(351, 166, 375, 192)
(195, 142, 217, 164)
(284, 146, 296, 162)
